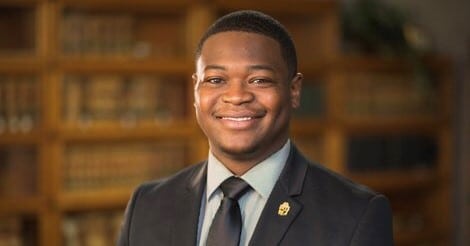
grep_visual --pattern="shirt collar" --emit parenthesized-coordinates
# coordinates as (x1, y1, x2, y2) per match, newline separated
(206, 140, 291, 201)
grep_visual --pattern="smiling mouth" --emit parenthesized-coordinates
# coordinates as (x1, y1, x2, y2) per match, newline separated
(214, 113, 264, 129)
(218, 116, 256, 121)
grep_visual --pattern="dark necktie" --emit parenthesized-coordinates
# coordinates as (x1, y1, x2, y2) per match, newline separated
(206, 177, 251, 246)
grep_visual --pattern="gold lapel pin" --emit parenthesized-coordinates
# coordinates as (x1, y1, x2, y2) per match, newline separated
(278, 202, 290, 216)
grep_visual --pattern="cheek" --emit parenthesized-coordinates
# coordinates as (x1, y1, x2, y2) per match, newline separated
(258, 91, 289, 114)
(195, 89, 217, 113)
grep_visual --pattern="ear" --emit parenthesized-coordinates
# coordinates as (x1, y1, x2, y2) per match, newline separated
(290, 73, 303, 109)
(192, 73, 199, 107)
(192, 73, 198, 88)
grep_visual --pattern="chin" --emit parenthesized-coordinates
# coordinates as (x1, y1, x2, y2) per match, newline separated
(222, 143, 257, 155)
(214, 141, 261, 158)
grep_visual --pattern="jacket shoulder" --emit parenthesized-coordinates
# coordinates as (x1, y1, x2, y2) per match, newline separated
(135, 161, 206, 197)
(294, 150, 386, 217)
(286, 151, 393, 244)
(304, 157, 377, 200)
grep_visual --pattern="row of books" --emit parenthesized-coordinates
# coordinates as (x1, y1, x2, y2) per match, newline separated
(64, 142, 187, 191)
(344, 72, 437, 116)
(347, 135, 436, 171)
(0, 76, 38, 134)
(63, 75, 186, 126)
(61, 11, 183, 58)
(63, 210, 123, 246)
(0, 7, 35, 53)
(0, 146, 37, 197)
(0, 217, 36, 246)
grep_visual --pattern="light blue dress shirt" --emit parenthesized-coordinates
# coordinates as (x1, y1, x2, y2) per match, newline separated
(197, 140, 291, 246)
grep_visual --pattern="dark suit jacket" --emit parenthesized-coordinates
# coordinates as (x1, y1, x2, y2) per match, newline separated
(118, 146, 394, 246)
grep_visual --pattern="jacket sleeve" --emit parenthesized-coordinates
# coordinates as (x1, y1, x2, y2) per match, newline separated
(117, 186, 143, 246)
(350, 194, 394, 246)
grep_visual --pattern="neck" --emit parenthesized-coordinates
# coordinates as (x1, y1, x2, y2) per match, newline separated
(210, 140, 288, 176)
(214, 156, 259, 176)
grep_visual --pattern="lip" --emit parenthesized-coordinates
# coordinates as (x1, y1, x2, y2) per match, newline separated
(214, 111, 265, 129)
(218, 116, 256, 121)
(215, 110, 265, 118)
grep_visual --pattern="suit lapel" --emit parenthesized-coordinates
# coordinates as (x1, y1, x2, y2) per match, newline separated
(249, 146, 308, 246)
(171, 162, 207, 246)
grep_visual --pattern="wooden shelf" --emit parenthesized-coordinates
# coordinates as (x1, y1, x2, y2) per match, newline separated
(60, 0, 190, 12)
(0, 0, 39, 7)
(0, 57, 43, 73)
(58, 58, 191, 74)
(0, 196, 46, 215)
(0, 131, 42, 145)
(57, 188, 132, 211)
(347, 168, 438, 193)
(332, 55, 451, 73)
(58, 121, 196, 141)
(215, 0, 338, 14)
(340, 116, 444, 134)
(299, 60, 332, 74)
(291, 119, 326, 134)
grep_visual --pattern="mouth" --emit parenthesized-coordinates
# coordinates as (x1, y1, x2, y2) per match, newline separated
(217, 116, 258, 121)
(214, 112, 265, 129)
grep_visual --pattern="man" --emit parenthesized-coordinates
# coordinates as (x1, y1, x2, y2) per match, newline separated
(118, 10, 393, 246)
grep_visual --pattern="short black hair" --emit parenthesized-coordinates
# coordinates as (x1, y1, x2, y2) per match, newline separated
(195, 10, 298, 78)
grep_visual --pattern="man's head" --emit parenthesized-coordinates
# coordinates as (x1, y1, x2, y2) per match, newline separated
(195, 10, 298, 79)
(193, 10, 302, 174)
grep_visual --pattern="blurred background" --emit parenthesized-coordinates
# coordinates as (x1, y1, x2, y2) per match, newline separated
(0, 0, 468, 245)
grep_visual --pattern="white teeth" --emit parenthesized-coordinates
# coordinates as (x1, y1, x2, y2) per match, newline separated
(221, 117, 252, 121)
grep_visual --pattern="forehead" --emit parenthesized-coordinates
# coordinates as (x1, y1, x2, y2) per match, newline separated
(197, 31, 286, 71)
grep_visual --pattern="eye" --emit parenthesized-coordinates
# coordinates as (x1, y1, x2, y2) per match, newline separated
(250, 77, 274, 85)
(205, 77, 224, 84)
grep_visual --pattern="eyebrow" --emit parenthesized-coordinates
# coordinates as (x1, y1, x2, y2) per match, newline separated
(204, 65, 226, 71)
(248, 64, 275, 73)
(203, 64, 276, 73)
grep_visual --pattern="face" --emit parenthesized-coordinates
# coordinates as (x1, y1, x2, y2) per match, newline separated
(193, 31, 302, 163)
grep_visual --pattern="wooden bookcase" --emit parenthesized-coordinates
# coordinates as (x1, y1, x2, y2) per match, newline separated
(0, 0, 453, 245)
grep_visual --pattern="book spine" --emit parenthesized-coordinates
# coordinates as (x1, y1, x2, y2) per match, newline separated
(64, 143, 187, 191)
(345, 72, 437, 116)
(62, 75, 187, 125)
(63, 211, 123, 246)
(0, 217, 24, 246)
(346, 135, 436, 171)
(0, 76, 38, 133)
(61, 12, 134, 57)
(0, 146, 36, 196)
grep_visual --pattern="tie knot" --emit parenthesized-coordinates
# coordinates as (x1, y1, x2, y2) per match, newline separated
(219, 177, 251, 200)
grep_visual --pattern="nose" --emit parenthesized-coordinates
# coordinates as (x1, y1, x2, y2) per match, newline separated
(221, 81, 254, 105)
